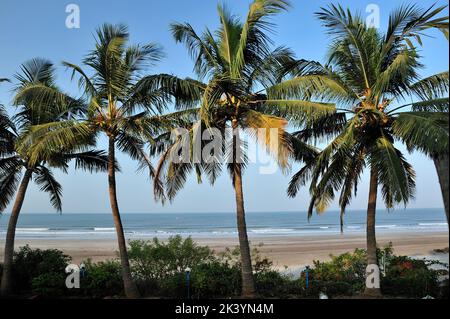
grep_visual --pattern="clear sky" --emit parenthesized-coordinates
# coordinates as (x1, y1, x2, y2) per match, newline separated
(0, 0, 448, 214)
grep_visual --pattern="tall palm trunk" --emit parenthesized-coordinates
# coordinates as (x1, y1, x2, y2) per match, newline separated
(232, 121, 255, 298)
(433, 153, 449, 229)
(1, 168, 33, 296)
(364, 167, 381, 296)
(107, 136, 139, 298)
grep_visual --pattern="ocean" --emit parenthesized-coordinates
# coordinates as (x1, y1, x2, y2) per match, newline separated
(0, 208, 447, 240)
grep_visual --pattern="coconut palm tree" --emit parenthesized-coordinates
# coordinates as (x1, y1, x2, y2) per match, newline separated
(400, 73, 449, 227)
(284, 4, 448, 296)
(1, 78, 14, 157)
(0, 58, 109, 296)
(18, 24, 201, 298)
(153, 0, 332, 297)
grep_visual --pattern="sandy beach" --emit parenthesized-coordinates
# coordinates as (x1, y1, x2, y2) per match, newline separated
(1, 231, 448, 268)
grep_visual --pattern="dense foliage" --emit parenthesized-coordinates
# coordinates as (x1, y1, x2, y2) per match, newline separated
(1, 239, 447, 299)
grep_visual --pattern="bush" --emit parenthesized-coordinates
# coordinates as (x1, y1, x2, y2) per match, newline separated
(218, 244, 274, 273)
(7, 240, 447, 299)
(381, 256, 442, 298)
(127, 236, 221, 297)
(306, 249, 367, 297)
(127, 237, 275, 298)
(255, 271, 299, 298)
(79, 259, 123, 298)
(12, 245, 71, 295)
(128, 236, 215, 281)
(190, 261, 241, 298)
(31, 273, 67, 297)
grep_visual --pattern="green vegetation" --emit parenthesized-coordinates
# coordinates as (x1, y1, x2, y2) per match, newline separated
(1, 238, 447, 299)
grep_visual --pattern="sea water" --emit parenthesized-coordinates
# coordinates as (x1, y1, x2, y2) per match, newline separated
(0, 208, 447, 240)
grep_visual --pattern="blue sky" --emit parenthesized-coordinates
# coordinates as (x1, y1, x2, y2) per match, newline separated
(0, 0, 448, 214)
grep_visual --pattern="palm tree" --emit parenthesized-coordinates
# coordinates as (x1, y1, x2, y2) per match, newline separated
(1, 78, 14, 159)
(0, 59, 109, 296)
(284, 4, 448, 296)
(433, 143, 449, 226)
(402, 74, 449, 227)
(19, 24, 200, 298)
(153, 0, 331, 297)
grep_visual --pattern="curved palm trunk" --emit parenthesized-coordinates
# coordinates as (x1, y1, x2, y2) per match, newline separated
(433, 153, 449, 229)
(364, 168, 381, 297)
(1, 168, 33, 296)
(232, 122, 255, 298)
(107, 136, 139, 298)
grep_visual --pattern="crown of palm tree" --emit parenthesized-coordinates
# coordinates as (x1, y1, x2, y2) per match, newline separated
(284, 4, 449, 230)
(152, 0, 336, 201)
(18, 25, 200, 177)
(0, 59, 109, 213)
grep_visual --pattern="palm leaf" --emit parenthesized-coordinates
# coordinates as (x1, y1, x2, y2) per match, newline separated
(34, 166, 63, 212)
(392, 112, 449, 156)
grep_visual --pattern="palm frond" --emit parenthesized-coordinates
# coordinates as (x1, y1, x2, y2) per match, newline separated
(68, 150, 110, 173)
(234, 0, 290, 77)
(62, 61, 97, 97)
(267, 73, 357, 104)
(369, 134, 416, 206)
(17, 121, 94, 167)
(408, 71, 449, 100)
(34, 165, 63, 212)
(410, 97, 449, 113)
(259, 99, 336, 124)
(392, 112, 449, 156)
(0, 157, 22, 212)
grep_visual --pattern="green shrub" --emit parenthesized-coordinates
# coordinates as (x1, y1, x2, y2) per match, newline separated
(306, 249, 367, 297)
(381, 256, 442, 298)
(128, 236, 215, 281)
(127, 238, 274, 298)
(12, 245, 71, 295)
(190, 261, 241, 298)
(255, 271, 299, 298)
(31, 273, 66, 297)
(80, 259, 123, 298)
(218, 244, 273, 274)
(158, 273, 186, 298)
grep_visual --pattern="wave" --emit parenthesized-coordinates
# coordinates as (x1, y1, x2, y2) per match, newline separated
(418, 223, 447, 227)
(375, 225, 397, 229)
(2, 219, 446, 239)
(94, 227, 115, 232)
(16, 228, 49, 232)
(250, 228, 296, 234)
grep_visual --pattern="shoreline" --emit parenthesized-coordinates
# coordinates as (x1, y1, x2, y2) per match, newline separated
(0, 231, 448, 268)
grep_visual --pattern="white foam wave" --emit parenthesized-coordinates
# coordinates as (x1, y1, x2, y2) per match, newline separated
(16, 228, 49, 232)
(418, 223, 447, 227)
(251, 228, 296, 234)
(94, 227, 115, 231)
